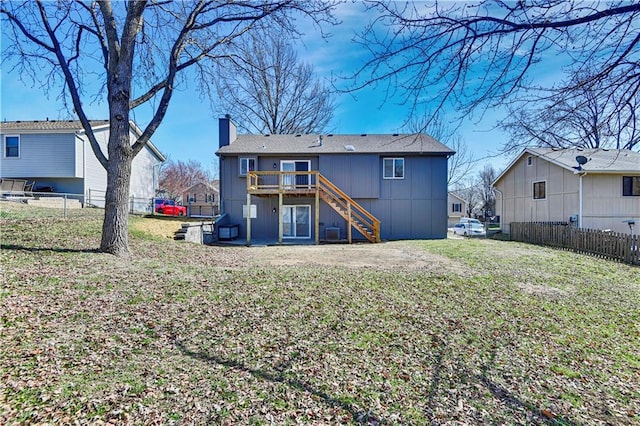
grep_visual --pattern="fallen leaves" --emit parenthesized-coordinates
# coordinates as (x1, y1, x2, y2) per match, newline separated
(2, 208, 640, 424)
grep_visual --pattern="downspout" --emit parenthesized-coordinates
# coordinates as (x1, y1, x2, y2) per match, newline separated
(578, 171, 587, 229)
(493, 186, 503, 229)
(76, 132, 86, 205)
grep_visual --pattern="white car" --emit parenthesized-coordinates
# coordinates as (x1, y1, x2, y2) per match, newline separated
(453, 222, 486, 237)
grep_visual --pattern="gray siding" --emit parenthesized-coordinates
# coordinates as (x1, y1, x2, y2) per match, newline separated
(219, 152, 449, 241)
(1, 132, 78, 178)
(319, 154, 379, 198)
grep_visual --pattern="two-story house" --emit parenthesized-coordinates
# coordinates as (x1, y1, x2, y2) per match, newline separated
(0, 120, 165, 211)
(182, 181, 219, 217)
(493, 147, 640, 234)
(447, 192, 468, 227)
(215, 116, 454, 244)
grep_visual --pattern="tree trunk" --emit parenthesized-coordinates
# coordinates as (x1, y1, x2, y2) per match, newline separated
(100, 119, 133, 256)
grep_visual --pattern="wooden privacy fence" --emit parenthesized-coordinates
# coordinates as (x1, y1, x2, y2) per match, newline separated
(510, 222, 639, 266)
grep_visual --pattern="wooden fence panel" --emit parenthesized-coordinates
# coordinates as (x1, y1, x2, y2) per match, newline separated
(510, 222, 639, 266)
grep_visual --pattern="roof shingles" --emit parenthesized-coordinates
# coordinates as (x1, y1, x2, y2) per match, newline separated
(217, 133, 454, 155)
(0, 120, 109, 131)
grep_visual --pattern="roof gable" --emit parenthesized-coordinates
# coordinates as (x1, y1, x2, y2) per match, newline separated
(0, 119, 165, 162)
(494, 147, 640, 186)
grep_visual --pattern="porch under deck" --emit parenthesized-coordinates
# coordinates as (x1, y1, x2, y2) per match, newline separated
(244, 171, 380, 245)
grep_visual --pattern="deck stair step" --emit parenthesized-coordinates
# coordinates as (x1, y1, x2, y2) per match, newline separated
(317, 175, 380, 243)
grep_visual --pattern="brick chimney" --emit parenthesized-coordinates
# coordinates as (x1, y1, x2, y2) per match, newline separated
(218, 114, 237, 148)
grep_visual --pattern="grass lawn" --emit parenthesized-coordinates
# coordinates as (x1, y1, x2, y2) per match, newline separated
(1, 202, 639, 424)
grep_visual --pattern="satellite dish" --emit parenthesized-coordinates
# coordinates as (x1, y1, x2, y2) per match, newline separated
(576, 155, 588, 165)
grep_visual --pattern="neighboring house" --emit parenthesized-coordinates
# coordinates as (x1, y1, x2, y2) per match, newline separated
(215, 116, 454, 243)
(493, 147, 640, 234)
(447, 192, 468, 227)
(182, 181, 219, 217)
(0, 120, 165, 212)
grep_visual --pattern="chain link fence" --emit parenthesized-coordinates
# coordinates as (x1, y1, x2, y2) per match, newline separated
(0, 190, 154, 220)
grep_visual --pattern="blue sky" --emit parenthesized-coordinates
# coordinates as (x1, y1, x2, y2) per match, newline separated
(1, 2, 516, 179)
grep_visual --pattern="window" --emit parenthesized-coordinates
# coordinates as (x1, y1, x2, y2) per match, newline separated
(207, 194, 214, 203)
(623, 176, 640, 196)
(526, 156, 533, 166)
(533, 181, 546, 199)
(383, 158, 404, 179)
(4, 135, 19, 158)
(452, 203, 462, 212)
(239, 157, 256, 176)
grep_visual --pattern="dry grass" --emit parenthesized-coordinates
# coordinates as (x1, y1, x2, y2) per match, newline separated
(1, 202, 639, 424)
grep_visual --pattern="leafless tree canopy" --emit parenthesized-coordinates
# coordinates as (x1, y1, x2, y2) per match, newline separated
(1, 0, 336, 255)
(159, 159, 212, 200)
(501, 76, 640, 153)
(353, 1, 640, 129)
(478, 165, 497, 217)
(212, 31, 335, 134)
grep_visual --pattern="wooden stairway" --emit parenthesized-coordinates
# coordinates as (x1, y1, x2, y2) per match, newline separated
(318, 174, 380, 243)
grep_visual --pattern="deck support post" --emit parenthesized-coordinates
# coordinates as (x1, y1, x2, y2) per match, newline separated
(246, 192, 251, 246)
(315, 188, 320, 245)
(278, 192, 283, 245)
(347, 202, 352, 243)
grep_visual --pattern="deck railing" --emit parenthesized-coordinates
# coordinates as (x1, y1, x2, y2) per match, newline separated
(247, 170, 318, 193)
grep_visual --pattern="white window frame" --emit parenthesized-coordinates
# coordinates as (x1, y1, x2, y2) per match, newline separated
(4, 135, 20, 158)
(239, 157, 256, 176)
(533, 180, 546, 200)
(383, 157, 404, 179)
(452, 203, 462, 213)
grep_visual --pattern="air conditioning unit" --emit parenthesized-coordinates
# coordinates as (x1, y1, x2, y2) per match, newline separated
(325, 227, 340, 241)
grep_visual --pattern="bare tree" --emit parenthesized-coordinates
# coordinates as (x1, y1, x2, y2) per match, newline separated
(353, 1, 640, 128)
(502, 78, 640, 153)
(1, 1, 336, 256)
(212, 30, 335, 134)
(478, 165, 496, 219)
(159, 159, 211, 200)
(454, 182, 480, 219)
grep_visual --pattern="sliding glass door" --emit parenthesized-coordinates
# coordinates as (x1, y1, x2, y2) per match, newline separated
(282, 205, 311, 238)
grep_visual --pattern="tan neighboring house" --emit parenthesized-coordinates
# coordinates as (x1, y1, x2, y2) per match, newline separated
(493, 148, 640, 235)
(182, 181, 219, 217)
(447, 192, 468, 227)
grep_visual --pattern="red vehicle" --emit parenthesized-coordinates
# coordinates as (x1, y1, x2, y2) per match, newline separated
(154, 199, 187, 216)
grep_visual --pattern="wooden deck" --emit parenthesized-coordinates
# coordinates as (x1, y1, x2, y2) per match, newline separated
(245, 171, 381, 244)
(247, 171, 319, 196)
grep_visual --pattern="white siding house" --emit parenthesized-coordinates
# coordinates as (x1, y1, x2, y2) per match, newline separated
(0, 120, 165, 211)
(447, 192, 468, 227)
(493, 148, 640, 234)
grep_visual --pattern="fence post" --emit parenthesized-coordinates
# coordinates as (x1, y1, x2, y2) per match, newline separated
(63, 194, 67, 219)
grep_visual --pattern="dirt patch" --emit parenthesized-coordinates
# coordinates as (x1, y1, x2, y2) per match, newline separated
(244, 240, 467, 274)
(517, 281, 571, 299)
